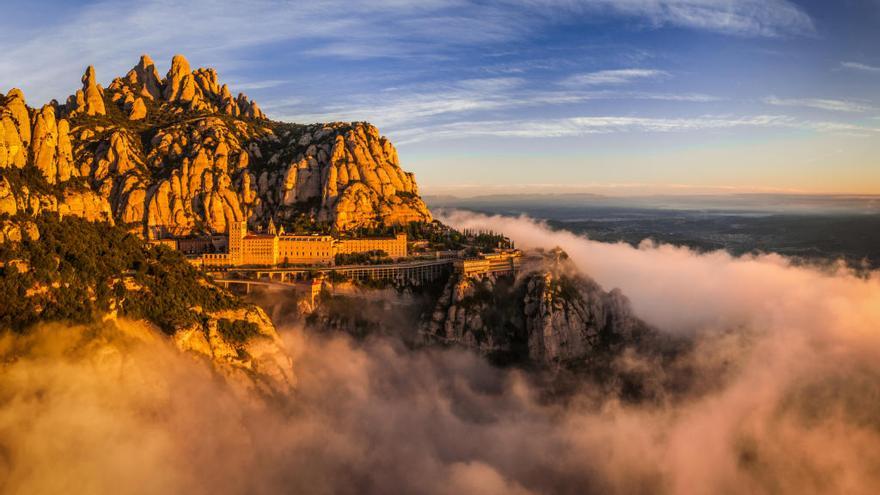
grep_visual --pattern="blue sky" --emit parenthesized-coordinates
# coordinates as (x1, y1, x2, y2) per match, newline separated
(1, 0, 879, 195)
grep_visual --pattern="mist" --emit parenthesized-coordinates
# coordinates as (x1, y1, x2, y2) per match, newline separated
(2, 213, 880, 494)
(440, 209, 880, 335)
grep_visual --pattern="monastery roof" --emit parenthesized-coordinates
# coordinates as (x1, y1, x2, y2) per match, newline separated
(244, 234, 276, 240)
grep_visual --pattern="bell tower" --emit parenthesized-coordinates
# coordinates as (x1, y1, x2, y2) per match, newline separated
(228, 219, 248, 265)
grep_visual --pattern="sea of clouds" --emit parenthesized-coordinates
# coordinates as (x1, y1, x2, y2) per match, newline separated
(1, 211, 879, 494)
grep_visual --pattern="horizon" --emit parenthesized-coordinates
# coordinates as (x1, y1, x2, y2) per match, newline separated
(1, 0, 879, 195)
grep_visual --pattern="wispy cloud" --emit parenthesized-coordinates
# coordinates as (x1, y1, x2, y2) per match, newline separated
(0, 0, 522, 102)
(637, 93, 722, 102)
(542, 0, 815, 37)
(223, 79, 290, 91)
(272, 76, 723, 132)
(763, 96, 875, 113)
(393, 114, 880, 144)
(0, 0, 818, 104)
(562, 69, 669, 86)
(840, 61, 880, 73)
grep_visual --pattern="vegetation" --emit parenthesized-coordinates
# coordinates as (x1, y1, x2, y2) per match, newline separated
(334, 250, 390, 266)
(400, 221, 513, 253)
(217, 318, 261, 343)
(0, 213, 242, 333)
(1, 166, 91, 201)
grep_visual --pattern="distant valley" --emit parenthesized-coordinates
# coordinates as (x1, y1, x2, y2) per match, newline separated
(428, 193, 880, 269)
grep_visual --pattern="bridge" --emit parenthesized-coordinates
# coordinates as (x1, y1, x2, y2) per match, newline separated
(209, 258, 455, 286)
(212, 278, 289, 294)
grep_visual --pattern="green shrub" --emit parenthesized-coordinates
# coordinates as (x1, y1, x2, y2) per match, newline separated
(217, 318, 260, 343)
(0, 213, 243, 334)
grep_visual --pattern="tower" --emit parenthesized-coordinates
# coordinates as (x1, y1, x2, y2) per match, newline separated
(228, 219, 248, 265)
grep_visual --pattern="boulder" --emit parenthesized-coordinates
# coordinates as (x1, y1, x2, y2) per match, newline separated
(128, 97, 147, 120)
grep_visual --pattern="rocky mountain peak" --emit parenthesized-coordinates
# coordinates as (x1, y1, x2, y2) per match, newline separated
(2, 88, 31, 156)
(76, 65, 106, 116)
(163, 54, 193, 102)
(82, 65, 97, 87)
(100, 54, 267, 121)
(127, 54, 163, 101)
(1, 54, 432, 235)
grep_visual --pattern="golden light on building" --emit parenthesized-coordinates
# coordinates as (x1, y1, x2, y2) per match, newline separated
(191, 221, 408, 268)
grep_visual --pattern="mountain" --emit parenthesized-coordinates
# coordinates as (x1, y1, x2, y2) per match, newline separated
(421, 248, 660, 367)
(1, 53, 656, 389)
(0, 54, 432, 236)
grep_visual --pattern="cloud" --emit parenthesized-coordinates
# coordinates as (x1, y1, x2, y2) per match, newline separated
(764, 96, 875, 113)
(0, 0, 816, 104)
(3, 214, 880, 494)
(635, 92, 722, 102)
(439, 210, 880, 333)
(0, 0, 519, 102)
(566, 0, 815, 37)
(562, 69, 670, 86)
(273, 79, 722, 134)
(841, 61, 880, 73)
(224, 79, 290, 91)
(393, 113, 880, 144)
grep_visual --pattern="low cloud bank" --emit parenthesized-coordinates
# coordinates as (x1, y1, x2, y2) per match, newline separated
(440, 209, 880, 336)
(1, 213, 879, 494)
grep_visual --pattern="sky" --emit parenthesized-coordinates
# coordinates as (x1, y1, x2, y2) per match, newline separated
(1, 0, 879, 196)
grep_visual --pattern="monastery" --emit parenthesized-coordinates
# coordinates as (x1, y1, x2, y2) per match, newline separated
(165, 220, 407, 268)
(454, 250, 523, 277)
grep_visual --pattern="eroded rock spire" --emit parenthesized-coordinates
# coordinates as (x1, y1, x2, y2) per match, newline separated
(79, 65, 106, 116)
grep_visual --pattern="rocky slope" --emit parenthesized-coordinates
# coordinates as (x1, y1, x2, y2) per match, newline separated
(422, 249, 656, 367)
(0, 54, 431, 236)
(0, 213, 294, 395)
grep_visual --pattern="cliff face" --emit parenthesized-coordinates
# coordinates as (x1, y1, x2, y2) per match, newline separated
(0, 54, 432, 235)
(171, 306, 295, 396)
(422, 250, 655, 367)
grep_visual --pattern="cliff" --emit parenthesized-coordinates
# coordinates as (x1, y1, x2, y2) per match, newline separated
(0, 54, 432, 236)
(422, 249, 657, 367)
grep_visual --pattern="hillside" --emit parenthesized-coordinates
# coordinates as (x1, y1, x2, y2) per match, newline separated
(0, 54, 432, 236)
(1, 53, 661, 385)
(0, 213, 294, 394)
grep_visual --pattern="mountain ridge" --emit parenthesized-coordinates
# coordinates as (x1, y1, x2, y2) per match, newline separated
(1, 54, 432, 236)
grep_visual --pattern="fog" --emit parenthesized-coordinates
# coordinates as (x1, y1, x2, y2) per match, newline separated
(440, 210, 880, 334)
(1, 212, 879, 494)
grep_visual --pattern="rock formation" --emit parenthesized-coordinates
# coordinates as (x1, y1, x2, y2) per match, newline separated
(74, 66, 107, 116)
(0, 89, 31, 169)
(171, 305, 295, 395)
(0, 54, 431, 235)
(423, 249, 655, 366)
(0, 53, 437, 394)
(127, 97, 147, 120)
(31, 105, 76, 183)
(0, 176, 18, 217)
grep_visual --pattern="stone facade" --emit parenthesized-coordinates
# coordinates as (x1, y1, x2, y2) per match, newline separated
(454, 250, 523, 276)
(335, 234, 407, 259)
(191, 220, 407, 267)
